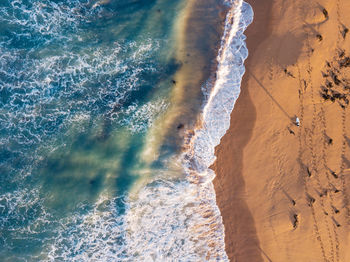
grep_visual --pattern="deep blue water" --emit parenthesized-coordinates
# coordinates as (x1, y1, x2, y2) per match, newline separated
(0, 0, 185, 260)
(0, 0, 244, 259)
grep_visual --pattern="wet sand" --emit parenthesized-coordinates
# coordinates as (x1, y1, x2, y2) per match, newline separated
(212, 0, 350, 261)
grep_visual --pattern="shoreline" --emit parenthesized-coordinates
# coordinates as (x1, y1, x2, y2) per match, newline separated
(212, 1, 272, 260)
(213, 0, 350, 261)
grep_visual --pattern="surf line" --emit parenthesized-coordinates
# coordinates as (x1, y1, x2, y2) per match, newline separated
(182, 0, 253, 259)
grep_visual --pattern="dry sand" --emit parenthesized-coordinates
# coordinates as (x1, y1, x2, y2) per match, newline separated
(212, 0, 350, 261)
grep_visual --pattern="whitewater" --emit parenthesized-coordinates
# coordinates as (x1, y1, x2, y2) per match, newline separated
(0, 0, 253, 261)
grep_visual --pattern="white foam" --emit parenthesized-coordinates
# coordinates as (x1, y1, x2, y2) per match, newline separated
(117, 1, 253, 260)
(192, 0, 253, 173)
(50, 1, 255, 260)
(42, 180, 225, 261)
(119, 99, 169, 133)
(181, 0, 253, 258)
(0, 1, 254, 260)
(0, 39, 160, 173)
(0, 0, 98, 40)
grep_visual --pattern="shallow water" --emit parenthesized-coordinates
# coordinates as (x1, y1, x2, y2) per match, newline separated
(0, 0, 252, 260)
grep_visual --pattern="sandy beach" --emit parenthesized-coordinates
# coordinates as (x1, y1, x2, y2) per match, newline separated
(212, 0, 350, 261)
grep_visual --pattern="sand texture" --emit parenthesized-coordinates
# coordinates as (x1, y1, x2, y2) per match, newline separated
(212, 0, 350, 261)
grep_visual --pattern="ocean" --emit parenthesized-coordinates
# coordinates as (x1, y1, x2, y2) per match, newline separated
(0, 0, 252, 260)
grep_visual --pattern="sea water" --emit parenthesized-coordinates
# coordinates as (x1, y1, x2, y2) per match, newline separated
(0, 0, 253, 261)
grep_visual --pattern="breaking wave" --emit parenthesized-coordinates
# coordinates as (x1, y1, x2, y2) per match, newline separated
(0, 0, 253, 261)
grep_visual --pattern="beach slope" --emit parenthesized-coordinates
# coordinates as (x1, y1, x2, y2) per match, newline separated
(213, 0, 350, 261)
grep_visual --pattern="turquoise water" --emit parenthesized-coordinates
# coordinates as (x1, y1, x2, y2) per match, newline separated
(0, 0, 186, 260)
(0, 0, 254, 260)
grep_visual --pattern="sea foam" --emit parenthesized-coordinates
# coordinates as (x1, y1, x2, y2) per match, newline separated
(0, 0, 253, 260)
(182, 0, 253, 258)
(120, 0, 254, 260)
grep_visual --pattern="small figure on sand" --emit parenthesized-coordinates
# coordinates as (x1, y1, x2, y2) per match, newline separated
(283, 68, 295, 78)
(307, 167, 312, 177)
(331, 171, 338, 178)
(287, 127, 295, 135)
(328, 138, 333, 145)
(332, 206, 340, 214)
(307, 195, 316, 206)
(316, 34, 323, 41)
(292, 214, 299, 229)
(294, 117, 300, 127)
(342, 26, 349, 39)
(332, 217, 341, 227)
(322, 8, 328, 19)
